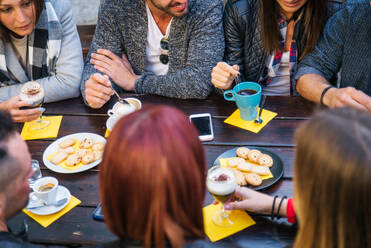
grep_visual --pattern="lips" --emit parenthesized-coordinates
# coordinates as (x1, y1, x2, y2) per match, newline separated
(282, 0, 301, 8)
(18, 24, 30, 30)
(172, 2, 186, 12)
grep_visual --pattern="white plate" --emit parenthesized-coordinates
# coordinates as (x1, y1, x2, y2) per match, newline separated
(27, 185, 71, 215)
(42, 133, 106, 174)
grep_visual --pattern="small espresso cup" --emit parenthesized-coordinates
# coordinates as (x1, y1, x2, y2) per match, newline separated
(224, 82, 262, 121)
(32, 177, 59, 205)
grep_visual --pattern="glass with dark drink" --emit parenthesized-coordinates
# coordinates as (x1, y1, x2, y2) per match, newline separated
(20, 81, 50, 131)
(206, 166, 237, 227)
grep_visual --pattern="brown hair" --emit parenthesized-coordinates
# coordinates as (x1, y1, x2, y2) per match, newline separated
(259, 0, 329, 60)
(99, 105, 206, 248)
(0, 0, 45, 41)
(293, 108, 371, 248)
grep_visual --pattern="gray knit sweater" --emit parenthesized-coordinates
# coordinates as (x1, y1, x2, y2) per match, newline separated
(81, 0, 224, 100)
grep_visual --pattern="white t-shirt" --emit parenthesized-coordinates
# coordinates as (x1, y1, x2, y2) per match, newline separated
(145, 2, 172, 75)
(262, 26, 291, 96)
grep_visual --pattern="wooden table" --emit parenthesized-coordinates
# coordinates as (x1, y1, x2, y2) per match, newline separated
(9, 93, 317, 247)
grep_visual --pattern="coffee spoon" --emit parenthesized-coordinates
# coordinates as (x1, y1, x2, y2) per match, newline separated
(26, 197, 68, 209)
(255, 95, 266, 124)
(111, 86, 130, 105)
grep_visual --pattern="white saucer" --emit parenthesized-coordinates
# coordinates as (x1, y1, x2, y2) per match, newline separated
(27, 185, 71, 215)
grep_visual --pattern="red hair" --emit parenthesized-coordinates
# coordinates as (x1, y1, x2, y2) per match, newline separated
(99, 105, 206, 248)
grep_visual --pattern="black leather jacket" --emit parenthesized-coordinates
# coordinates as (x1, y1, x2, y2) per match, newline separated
(223, 0, 344, 94)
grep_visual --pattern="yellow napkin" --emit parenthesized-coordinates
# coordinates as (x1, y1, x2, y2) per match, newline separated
(21, 116, 63, 140)
(219, 157, 273, 180)
(203, 203, 255, 242)
(105, 129, 110, 138)
(224, 108, 277, 133)
(23, 195, 81, 228)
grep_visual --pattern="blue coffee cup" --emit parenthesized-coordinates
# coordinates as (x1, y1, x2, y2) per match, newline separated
(224, 82, 262, 121)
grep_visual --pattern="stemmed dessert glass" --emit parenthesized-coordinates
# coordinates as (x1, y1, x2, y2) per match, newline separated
(20, 81, 50, 131)
(206, 166, 237, 227)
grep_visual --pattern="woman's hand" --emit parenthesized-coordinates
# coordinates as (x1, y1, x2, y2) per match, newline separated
(0, 96, 43, 122)
(84, 73, 114, 109)
(211, 62, 239, 90)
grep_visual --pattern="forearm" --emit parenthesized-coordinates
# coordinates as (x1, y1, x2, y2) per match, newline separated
(296, 74, 332, 104)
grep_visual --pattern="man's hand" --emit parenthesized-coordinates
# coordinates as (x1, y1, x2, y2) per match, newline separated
(211, 62, 239, 90)
(0, 96, 43, 122)
(84, 73, 114, 109)
(324, 87, 371, 111)
(90, 49, 139, 91)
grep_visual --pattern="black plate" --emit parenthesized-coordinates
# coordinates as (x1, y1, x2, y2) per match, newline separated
(213, 147, 284, 191)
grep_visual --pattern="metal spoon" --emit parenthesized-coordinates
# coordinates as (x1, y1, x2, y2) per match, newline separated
(254, 95, 266, 124)
(111, 86, 129, 105)
(26, 197, 68, 209)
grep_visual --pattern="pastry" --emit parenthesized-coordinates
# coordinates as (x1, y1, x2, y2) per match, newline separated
(51, 151, 68, 164)
(82, 151, 95, 164)
(59, 138, 76, 148)
(237, 161, 253, 172)
(79, 138, 94, 149)
(245, 173, 262, 186)
(92, 142, 105, 151)
(227, 157, 245, 168)
(75, 149, 88, 158)
(258, 154, 274, 167)
(236, 147, 250, 159)
(65, 154, 81, 167)
(247, 149, 262, 163)
(251, 165, 270, 176)
(59, 146, 74, 154)
(93, 151, 103, 161)
(233, 170, 247, 186)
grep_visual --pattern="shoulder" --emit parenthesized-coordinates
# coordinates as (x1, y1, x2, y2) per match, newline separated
(188, 0, 224, 16)
(47, 0, 73, 19)
(224, 0, 258, 19)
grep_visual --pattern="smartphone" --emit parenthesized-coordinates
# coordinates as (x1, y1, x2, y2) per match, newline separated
(189, 113, 214, 141)
(92, 203, 105, 221)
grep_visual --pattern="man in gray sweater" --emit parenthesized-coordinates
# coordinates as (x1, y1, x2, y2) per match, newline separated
(295, 1, 371, 111)
(81, 0, 224, 108)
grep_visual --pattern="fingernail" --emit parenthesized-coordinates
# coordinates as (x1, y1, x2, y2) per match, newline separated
(27, 100, 34, 105)
(39, 107, 45, 112)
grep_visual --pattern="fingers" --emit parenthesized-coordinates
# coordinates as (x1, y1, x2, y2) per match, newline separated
(84, 74, 114, 109)
(91, 53, 113, 72)
(97, 49, 120, 62)
(218, 62, 240, 77)
(336, 87, 368, 111)
(10, 108, 43, 122)
(348, 88, 371, 111)
(94, 65, 110, 77)
(211, 63, 238, 90)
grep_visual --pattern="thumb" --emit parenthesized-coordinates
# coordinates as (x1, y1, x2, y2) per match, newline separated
(232, 64, 240, 72)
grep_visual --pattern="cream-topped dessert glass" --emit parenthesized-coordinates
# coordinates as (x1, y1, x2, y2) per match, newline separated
(20, 81, 50, 130)
(206, 166, 237, 227)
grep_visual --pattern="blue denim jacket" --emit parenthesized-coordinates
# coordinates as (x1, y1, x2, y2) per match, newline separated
(295, 1, 371, 95)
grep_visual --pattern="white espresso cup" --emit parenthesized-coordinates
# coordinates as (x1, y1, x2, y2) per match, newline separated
(32, 177, 59, 205)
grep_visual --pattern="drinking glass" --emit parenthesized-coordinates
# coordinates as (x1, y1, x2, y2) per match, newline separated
(29, 160, 42, 187)
(206, 166, 237, 227)
(28, 96, 50, 131)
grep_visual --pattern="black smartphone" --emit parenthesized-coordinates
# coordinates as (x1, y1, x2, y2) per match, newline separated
(92, 203, 105, 221)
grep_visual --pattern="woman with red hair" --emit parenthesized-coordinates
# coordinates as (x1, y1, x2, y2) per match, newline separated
(98, 105, 222, 248)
